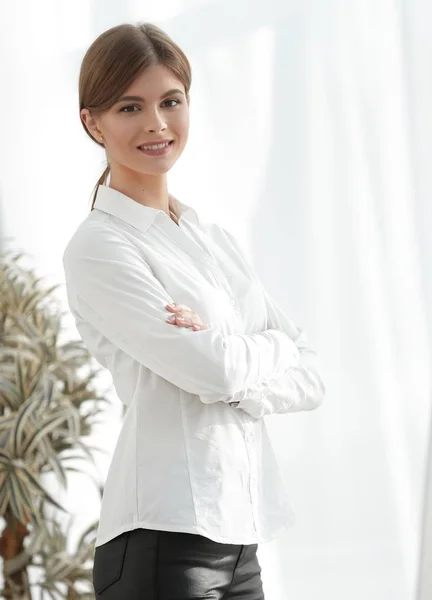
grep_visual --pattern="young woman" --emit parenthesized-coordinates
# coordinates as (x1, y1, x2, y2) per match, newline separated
(63, 21, 325, 600)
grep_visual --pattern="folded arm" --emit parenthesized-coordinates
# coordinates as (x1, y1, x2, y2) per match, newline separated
(62, 227, 301, 398)
(198, 228, 326, 418)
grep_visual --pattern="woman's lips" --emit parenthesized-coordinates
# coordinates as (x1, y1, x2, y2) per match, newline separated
(138, 141, 174, 156)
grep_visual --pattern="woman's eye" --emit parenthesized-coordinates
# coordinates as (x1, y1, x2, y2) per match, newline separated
(163, 99, 180, 108)
(120, 105, 139, 113)
(120, 99, 180, 113)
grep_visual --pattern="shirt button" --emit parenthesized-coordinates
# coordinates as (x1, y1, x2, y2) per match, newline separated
(230, 298, 236, 306)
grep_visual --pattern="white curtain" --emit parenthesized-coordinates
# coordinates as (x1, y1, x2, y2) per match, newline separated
(1, 1, 431, 598)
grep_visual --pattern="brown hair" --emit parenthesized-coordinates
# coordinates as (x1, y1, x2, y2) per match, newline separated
(78, 22, 192, 211)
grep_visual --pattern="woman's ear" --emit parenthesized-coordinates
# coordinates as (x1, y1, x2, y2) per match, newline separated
(81, 108, 103, 142)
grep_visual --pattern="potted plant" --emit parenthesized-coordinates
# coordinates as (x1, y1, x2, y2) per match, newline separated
(0, 248, 110, 599)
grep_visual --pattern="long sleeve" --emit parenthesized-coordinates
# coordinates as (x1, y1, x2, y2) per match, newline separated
(199, 228, 325, 418)
(230, 283, 325, 418)
(62, 227, 301, 398)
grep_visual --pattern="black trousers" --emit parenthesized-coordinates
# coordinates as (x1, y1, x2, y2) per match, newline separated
(92, 528, 265, 599)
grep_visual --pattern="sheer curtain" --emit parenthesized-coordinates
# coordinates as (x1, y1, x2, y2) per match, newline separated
(0, 1, 430, 598)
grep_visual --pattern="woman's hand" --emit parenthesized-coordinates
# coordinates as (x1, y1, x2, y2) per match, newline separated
(166, 303, 211, 331)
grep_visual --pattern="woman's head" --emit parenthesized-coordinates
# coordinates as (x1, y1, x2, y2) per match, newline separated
(79, 23, 192, 209)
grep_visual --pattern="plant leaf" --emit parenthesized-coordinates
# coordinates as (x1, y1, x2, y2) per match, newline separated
(19, 467, 67, 513)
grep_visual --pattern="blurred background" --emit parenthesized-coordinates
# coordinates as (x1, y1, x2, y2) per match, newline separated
(0, 0, 431, 598)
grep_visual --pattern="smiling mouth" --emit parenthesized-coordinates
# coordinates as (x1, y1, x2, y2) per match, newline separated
(137, 140, 174, 156)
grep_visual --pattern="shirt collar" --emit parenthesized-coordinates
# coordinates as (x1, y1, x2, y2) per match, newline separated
(93, 184, 200, 233)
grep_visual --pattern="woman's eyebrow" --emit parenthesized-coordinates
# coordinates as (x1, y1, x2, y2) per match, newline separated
(116, 89, 184, 103)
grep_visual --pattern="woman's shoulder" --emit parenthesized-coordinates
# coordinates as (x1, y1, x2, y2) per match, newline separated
(62, 210, 126, 270)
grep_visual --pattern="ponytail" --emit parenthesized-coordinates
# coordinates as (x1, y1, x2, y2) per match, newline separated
(90, 164, 111, 211)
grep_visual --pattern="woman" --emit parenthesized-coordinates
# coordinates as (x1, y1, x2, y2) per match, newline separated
(63, 21, 325, 599)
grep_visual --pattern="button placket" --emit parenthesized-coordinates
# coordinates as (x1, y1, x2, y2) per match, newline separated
(209, 270, 227, 292)
(249, 470, 260, 533)
(179, 222, 242, 315)
(239, 421, 259, 533)
(206, 266, 241, 315)
(244, 429, 257, 481)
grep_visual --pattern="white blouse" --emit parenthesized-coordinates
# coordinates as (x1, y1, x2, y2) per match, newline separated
(62, 184, 325, 548)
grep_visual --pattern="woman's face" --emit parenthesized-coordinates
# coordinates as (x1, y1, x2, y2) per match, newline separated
(82, 64, 190, 177)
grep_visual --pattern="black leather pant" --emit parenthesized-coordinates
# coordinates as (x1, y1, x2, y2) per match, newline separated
(92, 528, 265, 599)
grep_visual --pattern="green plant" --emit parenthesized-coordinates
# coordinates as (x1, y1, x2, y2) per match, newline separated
(0, 248, 110, 599)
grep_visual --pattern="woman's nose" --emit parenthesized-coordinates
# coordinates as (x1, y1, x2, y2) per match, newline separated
(145, 110, 167, 133)
(147, 125, 167, 133)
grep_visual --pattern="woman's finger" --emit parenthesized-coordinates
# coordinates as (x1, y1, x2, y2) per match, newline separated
(167, 314, 185, 323)
(167, 314, 192, 328)
(165, 305, 210, 330)
(167, 315, 210, 330)
(166, 303, 191, 312)
(167, 308, 196, 323)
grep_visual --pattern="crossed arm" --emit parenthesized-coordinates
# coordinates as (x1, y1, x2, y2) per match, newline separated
(166, 284, 325, 419)
(164, 230, 326, 419)
(63, 226, 325, 419)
